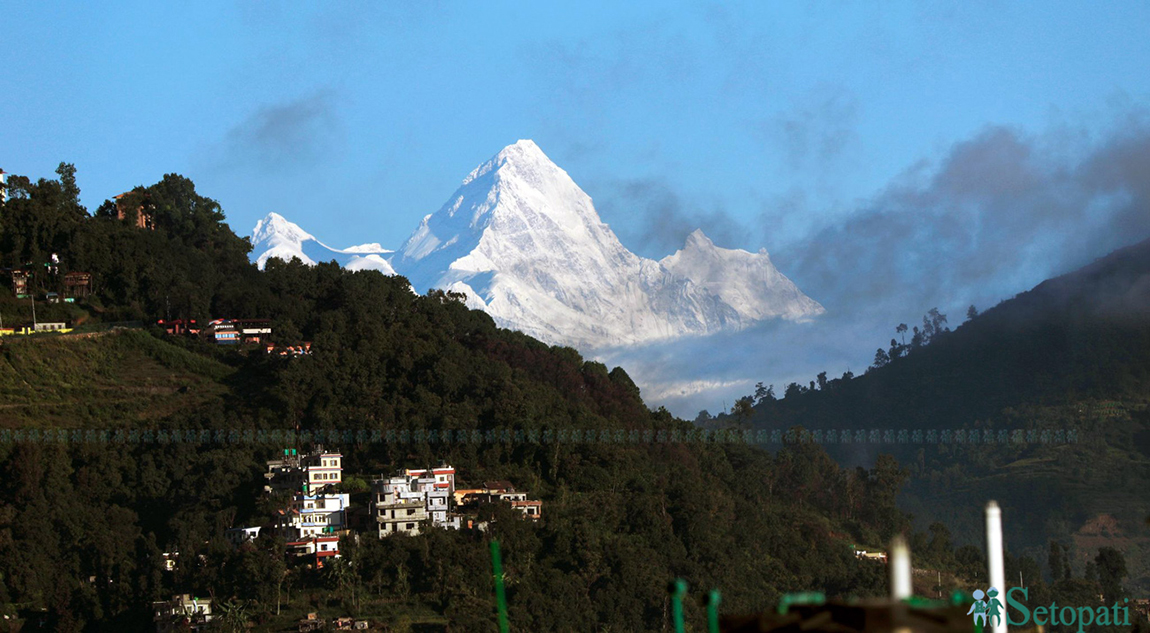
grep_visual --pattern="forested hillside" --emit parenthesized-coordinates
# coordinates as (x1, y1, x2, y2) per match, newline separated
(0, 166, 917, 631)
(721, 237, 1150, 594)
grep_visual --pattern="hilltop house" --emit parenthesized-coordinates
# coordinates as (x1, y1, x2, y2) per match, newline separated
(234, 318, 272, 343)
(204, 319, 238, 344)
(114, 192, 155, 230)
(158, 319, 199, 336)
(202, 318, 272, 345)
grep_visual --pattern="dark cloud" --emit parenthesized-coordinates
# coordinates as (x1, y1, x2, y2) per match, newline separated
(220, 91, 340, 173)
(596, 179, 746, 258)
(779, 121, 1150, 321)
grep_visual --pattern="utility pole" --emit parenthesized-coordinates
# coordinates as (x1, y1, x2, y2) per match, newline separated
(986, 501, 1007, 633)
(30, 292, 36, 330)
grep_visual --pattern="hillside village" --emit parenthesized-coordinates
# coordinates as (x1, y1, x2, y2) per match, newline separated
(156, 447, 541, 631)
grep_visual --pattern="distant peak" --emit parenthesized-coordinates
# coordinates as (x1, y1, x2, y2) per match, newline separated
(464, 139, 558, 185)
(505, 138, 541, 153)
(260, 211, 291, 226)
(252, 212, 314, 244)
(685, 228, 713, 247)
(494, 139, 552, 167)
(677, 229, 772, 261)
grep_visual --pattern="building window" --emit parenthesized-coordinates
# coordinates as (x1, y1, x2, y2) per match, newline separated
(406, 523, 414, 530)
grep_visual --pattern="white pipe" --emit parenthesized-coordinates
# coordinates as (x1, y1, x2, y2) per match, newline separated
(890, 535, 912, 600)
(986, 501, 1007, 633)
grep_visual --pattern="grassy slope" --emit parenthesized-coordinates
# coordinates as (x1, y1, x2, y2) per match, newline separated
(0, 328, 232, 426)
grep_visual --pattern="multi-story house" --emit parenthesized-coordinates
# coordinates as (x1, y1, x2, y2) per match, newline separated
(271, 449, 349, 540)
(404, 466, 456, 493)
(278, 491, 351, 540)
(264, 447, 343, 495)
(373, 466, 461, 537)
(204, 319, 239, 345)
(301, 449, 342, 494)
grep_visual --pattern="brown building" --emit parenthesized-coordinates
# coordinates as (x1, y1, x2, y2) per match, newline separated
(114, 192, 155, 229)
(63, 271, 92, 300)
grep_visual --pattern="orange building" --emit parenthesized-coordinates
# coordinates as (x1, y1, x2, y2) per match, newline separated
(114, 192, 154, 229)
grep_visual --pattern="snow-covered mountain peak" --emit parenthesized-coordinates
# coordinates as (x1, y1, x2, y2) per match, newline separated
(253, 212, 315, 248)
(252, 212, 319, 268)
(684, 228, 713, 248)
(463, 139, 552, 186)
(250, 212, 395, 274)
(662, 232, 823, 323)
(398, 139, 616, 292)
(674, 229, 777, 266)
(252, 141, 824, 348)
(391, 141, 824, 347)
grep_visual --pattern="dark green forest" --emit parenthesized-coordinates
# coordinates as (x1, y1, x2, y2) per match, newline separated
(0, 165, 1145, 631)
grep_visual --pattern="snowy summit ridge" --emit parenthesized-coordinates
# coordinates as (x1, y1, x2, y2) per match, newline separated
(251, 212, 395, 274)
(251, 140, 823, 348)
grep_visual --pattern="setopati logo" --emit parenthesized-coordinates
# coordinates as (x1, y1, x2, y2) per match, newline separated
(970, 587, 1135, 632)
(967, 587, 1005, 626)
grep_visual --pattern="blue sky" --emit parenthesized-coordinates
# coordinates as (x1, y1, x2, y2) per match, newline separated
(5, 2, 1150, 413)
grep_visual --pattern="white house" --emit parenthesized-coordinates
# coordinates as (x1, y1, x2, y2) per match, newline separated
(278, 492, 351, 540)
(285, 535, 340, 569)
(373, 466, 462, 538)
(225, 526, 262, 548)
